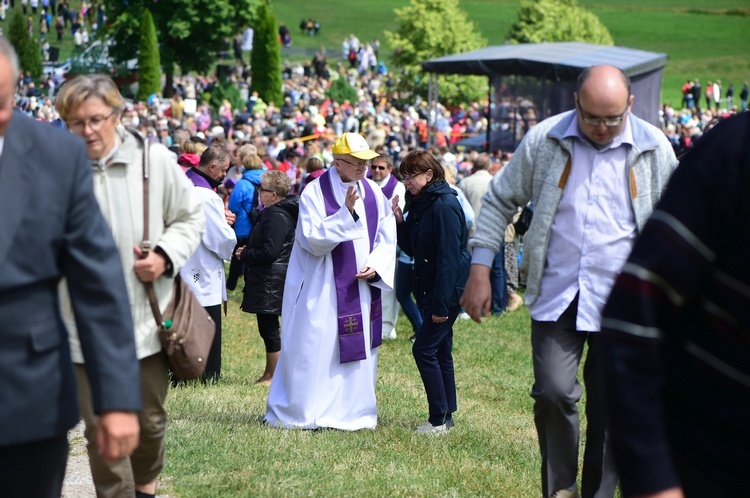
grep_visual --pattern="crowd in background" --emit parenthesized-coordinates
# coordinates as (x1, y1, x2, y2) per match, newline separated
(12, 50, 746, 187)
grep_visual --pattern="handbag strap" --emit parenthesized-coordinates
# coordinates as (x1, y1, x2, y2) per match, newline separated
(135, 133, 165, 327)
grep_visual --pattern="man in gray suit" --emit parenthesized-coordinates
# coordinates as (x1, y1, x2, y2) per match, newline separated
(0, 37, 142, 497)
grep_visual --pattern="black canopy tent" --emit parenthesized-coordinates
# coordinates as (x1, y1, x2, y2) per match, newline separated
(422, 42, 668, 152)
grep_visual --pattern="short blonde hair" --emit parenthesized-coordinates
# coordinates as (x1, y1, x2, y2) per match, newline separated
(302, 156, 324, 173)
(236, 144, 258, 162)
(181, 141, 208, 155)
(243, 153, 263, 170)
(55, 74, 124, 120)
(261, 170, 292, 197)
(442, 162, 457, 184)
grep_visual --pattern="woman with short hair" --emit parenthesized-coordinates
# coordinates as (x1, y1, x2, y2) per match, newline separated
(56, 73, 204, 498)
(392, 149, 471, 434)
(237, 170, 299, 384)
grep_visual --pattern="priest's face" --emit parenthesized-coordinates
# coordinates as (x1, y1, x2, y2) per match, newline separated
(335, 155, 369, 182)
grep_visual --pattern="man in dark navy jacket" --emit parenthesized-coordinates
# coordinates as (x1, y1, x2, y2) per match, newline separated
(0, 36, 141, 497)
(602, 112, 750, 498)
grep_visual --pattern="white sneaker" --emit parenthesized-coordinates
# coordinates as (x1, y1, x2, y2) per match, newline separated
(458, 312, 471, 320)
(383, 328, 397, 340)
(550, 488, 580, 498)
(414, 422, 449, 434)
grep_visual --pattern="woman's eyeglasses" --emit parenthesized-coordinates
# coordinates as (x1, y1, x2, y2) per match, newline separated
(403, 171, 426, 181)
(66, 110, 116, 133)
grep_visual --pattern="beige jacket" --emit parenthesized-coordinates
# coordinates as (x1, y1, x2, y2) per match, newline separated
(64, 128, 205, 361)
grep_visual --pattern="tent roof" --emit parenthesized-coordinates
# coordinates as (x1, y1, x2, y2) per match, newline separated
(421, 42, 668, 81)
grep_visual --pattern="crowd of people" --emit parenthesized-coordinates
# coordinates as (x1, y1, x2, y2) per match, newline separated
(2, 12, 750, 496)
(665, 79, 748, 154)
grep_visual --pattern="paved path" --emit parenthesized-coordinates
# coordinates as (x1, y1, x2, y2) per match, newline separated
(62, 422, 95, 498)
(63, 422, 169, 498)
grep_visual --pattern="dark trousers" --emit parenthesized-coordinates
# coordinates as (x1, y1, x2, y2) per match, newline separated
(491, 242, 508, 314)
(0, 434, 68, 497)
(203, 304, 222, 381)
(256, 313, 281, 353)
(412, 306, 460, 426)
(226, 237, 247, 291)
(530, 296, 617, 498)
(395, 260, 422, 333)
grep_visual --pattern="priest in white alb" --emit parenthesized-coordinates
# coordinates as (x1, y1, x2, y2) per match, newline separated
(265, 133, 397, 430)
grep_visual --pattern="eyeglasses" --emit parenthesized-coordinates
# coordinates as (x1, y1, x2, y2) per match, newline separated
(403, 171, 426, 181)
(259, 187, 276, 194)
(370, 165, 388, 171)
(66, 110, 116, 133)
(337, 157, 370, 168)
(576, 99, 629, 127)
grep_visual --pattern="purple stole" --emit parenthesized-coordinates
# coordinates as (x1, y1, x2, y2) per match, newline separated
(319, 169, 383, 363)
(380, 174, 399, 199)
(185, 168, 212, 190)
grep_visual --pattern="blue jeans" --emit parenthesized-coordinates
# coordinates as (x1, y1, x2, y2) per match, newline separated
(395, 261, 423, 333)
(491, 243, 508, 315)
(413, 306, 459, 426)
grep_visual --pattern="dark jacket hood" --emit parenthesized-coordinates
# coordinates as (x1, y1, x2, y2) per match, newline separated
(270, 194, 300, 225)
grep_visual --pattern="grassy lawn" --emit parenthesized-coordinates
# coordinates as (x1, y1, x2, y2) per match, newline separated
(163, 290, 554, 497)
(274, 0, 749, 109)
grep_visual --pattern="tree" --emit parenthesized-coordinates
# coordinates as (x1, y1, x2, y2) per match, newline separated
(384, 0, 487, 106)
(507, 0, 614, 45)
(102, 0, 259, 97)
(7, 10, 42, 79)
(249, 0, 282, 106)
(203, 80, 244, 115)
(137, 9, 161, 102)
(326, 73, 358, 105)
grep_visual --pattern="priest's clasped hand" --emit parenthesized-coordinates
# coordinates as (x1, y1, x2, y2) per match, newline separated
(355, 266, 377, 280)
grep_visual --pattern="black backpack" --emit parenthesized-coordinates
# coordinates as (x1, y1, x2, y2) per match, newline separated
(242, 179, 262, 224)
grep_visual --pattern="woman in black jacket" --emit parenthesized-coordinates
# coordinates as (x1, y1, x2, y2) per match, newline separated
(237, 170, 299, 385)
(392, 149, 471, 434)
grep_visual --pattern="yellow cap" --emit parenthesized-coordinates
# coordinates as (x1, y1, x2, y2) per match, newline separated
(332, 133, 379, 160)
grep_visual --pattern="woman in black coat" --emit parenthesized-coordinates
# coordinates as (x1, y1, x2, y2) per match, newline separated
(392, 149, 471, 434)
(237, 170, 299, 385)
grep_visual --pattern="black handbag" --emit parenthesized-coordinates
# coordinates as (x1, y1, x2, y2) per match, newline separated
(513, 204, 534, 236)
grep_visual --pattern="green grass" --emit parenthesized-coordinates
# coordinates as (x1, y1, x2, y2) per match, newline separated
(274, 0, 750, 109)
(163, 291, 551, 497)
(585, 4, 750, 108)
